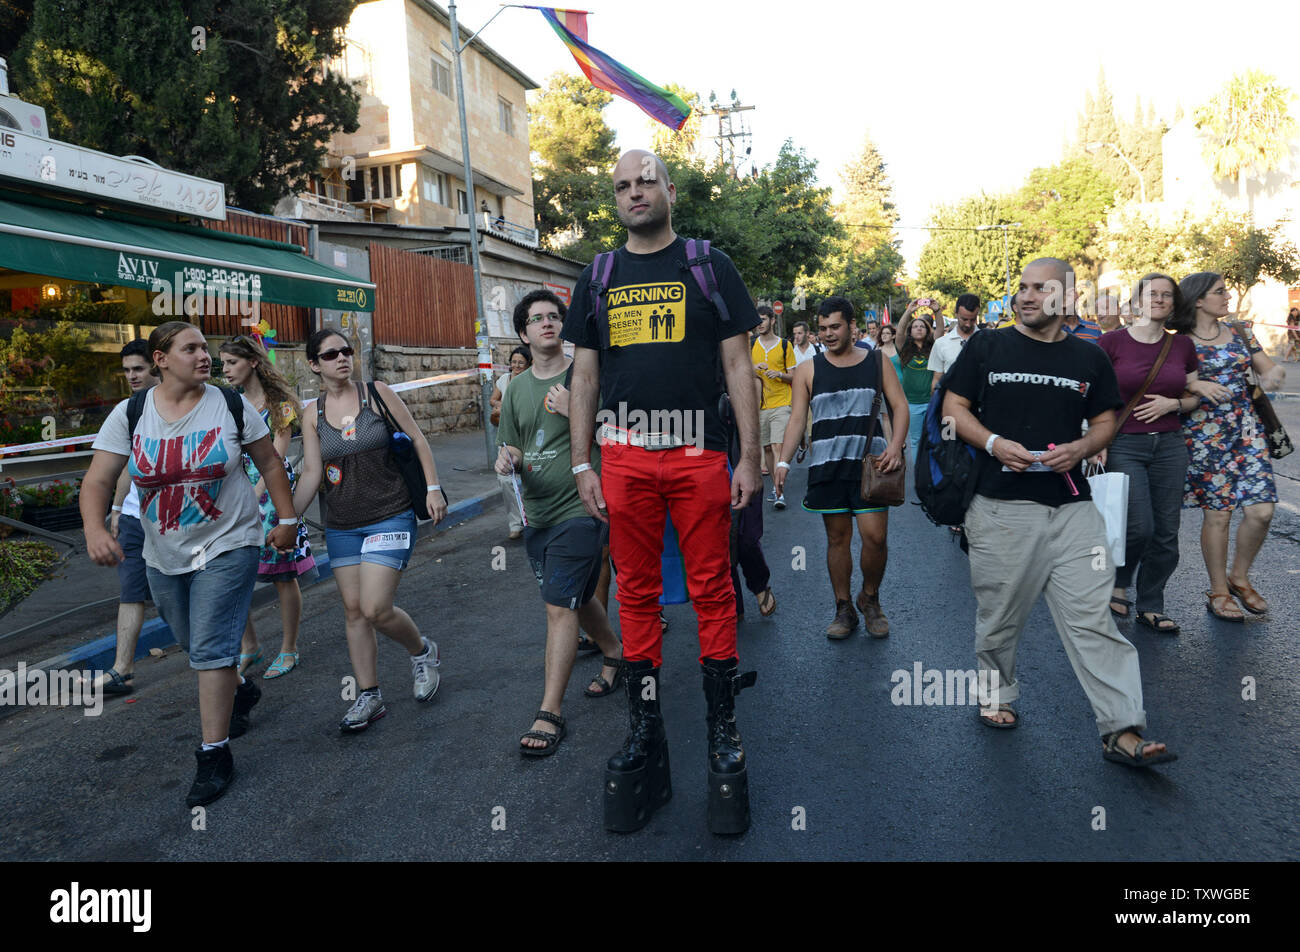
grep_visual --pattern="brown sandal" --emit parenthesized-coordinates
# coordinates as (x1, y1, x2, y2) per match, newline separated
(1205, 591, 1244, 622)
(757, 588, 776, 616)
(1227, 579, 1268, 614)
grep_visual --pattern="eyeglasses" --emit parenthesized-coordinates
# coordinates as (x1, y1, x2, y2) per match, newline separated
(317, 346, 354, 361)
(525, 312, 561, 325)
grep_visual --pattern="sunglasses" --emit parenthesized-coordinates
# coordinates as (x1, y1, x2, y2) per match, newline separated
(317, 346, 354, 361)
(525, 312, 561, 325)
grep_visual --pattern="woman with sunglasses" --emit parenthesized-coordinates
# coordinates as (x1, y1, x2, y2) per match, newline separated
(219, 335, 315, 679)
(295, 328, 448, 731)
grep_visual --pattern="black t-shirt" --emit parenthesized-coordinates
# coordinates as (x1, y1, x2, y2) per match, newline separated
(945, 326, 1122, 506)
(561, 237, 760, 453)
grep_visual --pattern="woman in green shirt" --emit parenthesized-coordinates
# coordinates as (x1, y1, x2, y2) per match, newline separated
(897, 317, 935, 461)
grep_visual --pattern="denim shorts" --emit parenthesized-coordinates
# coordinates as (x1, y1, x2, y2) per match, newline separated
(146, 545, 259, 670)
(116, 515, 152, 604)
(325, 509, 418, 571)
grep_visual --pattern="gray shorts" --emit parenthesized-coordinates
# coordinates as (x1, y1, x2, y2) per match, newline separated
(524, 516, 607, 610)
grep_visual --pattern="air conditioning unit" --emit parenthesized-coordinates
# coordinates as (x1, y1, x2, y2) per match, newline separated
(0, 93, 49, 139)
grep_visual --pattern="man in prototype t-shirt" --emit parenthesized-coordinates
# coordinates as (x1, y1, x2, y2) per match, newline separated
(943, 257, 1177, 768)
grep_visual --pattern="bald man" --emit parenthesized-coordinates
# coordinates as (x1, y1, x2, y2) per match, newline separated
(941, 257, 1177, 769)
(563, 150, 763, 834)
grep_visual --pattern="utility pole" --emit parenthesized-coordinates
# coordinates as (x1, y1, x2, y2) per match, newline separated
(975, 222, 1024, 305)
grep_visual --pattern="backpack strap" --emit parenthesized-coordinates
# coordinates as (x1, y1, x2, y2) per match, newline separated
(219, 387, 246, 444)
(684, 238, 731, 323)
(126, 390, 148, 444)
(586, 251, 617, 349)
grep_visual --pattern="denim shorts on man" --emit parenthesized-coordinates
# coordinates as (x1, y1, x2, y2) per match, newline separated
(524, 516, 607, 609)
(325, 509, 418, 571)
(116, 514, 152, 603)
(146, 545, 259, 670)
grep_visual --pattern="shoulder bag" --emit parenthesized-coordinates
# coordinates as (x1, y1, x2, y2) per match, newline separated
(859, 349, 907, 507)
(366, 382, 450, 521)
(1227, 324, 1293, 459)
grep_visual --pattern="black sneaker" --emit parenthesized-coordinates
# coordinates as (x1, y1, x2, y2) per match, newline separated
(229, 678, 262, 739)
(185, 745, 234, 807)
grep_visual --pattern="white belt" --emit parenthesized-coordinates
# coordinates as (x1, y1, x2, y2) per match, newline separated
(598, 424, 686, 450)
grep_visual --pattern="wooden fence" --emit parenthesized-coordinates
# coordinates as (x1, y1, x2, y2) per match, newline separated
(198, 211, 311, 341)
(369, 242, 476, 348)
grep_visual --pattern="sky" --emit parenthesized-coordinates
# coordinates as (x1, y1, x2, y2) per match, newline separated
(455, 0, 1300, 269)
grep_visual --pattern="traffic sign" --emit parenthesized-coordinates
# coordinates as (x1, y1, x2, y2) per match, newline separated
(773, 301, 784, 316)
(862, 308, 878, 322)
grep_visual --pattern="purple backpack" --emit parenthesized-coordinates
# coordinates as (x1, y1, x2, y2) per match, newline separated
(586, 238, 731, 348)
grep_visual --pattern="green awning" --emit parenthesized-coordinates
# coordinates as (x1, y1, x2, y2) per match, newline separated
(0, 197, 375, 311)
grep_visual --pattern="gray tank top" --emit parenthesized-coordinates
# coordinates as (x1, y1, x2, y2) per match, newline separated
(317, 383, 411, 529)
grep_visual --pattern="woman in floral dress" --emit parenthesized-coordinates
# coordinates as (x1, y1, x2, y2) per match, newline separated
(220, 337, 315, 677)
(1174, 273, 1285, 621)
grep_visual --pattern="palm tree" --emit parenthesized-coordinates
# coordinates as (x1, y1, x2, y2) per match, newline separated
(1194, 71, 1298, 217)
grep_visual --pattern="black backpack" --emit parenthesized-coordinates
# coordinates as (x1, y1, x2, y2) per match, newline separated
(127, 385, 246, 444)
(913, 346, 990, 531)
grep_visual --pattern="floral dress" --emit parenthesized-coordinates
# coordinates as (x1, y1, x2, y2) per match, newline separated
(1182, 333, 1277, 510)
(242, 403, 316, 580)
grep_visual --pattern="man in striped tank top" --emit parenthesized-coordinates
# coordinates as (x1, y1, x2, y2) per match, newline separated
(774, 296, 909, 638)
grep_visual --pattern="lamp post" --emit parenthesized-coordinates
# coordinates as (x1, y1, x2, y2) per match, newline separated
(1086, 140, 1147, 204)
(974, 222, 1024, 305)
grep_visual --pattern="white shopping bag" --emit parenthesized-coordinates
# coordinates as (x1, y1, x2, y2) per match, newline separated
(1087, 466, 1129, 568)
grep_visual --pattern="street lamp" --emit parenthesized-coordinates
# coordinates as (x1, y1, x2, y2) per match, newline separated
(1085, 141, 1147, 204)
(974, 222, 1023, 305)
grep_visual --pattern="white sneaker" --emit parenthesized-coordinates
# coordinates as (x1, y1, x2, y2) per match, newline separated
(411, 638, 441, 702)
(340, 692, 386, 732)
(774, 494, 786, 510)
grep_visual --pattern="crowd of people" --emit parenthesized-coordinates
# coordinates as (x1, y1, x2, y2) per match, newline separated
(79, 146, 1288, 833)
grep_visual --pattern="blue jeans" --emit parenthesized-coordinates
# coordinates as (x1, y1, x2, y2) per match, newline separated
(1108, 431, 1189, 614)
(907, 403, 929, 461)
(146, 546, 259, 670)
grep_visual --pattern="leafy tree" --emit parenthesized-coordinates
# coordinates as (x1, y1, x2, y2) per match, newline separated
(529, 71, 621, 260)
(915, 193, 1036, 304)
(12, 0, 360, 213)
(1195, 70, 1298, 212)
(1011, 157, 1117, 282)
(651, 83, 705, 164)
(1104, 205, 1300, 315)
(838, 133, 897, 243)
(1072, 68, 1164, 203)
(0, 0, 34, 59)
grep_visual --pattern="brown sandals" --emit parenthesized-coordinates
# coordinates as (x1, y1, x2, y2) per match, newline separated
(1227, 579, 1268, 614)
(1205, 591, 1244, 622)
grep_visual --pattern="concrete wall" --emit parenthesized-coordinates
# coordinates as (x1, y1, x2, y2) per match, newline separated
(372, 344, 483, 434)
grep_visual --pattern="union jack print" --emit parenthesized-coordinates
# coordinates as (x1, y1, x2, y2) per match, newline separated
(130, 427, 229, 534)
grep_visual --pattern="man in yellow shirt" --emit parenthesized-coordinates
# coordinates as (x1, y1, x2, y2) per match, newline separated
(751, 304, 795, 509)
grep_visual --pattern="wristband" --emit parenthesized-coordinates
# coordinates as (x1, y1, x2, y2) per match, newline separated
(111, 505, 123, 513)
(426, 484, 441, 493)
(985, 434, 1000, 455)
(775, 461, 791, 471)
(571, 463, 592, 475)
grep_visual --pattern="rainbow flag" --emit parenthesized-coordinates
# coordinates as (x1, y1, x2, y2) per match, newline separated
(530, 7, 691, 130)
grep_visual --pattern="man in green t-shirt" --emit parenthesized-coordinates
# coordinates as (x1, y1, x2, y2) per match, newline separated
(496, 289, 624, 757)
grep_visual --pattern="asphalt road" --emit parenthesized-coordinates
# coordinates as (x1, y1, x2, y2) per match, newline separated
(2, 456, 1297, 861)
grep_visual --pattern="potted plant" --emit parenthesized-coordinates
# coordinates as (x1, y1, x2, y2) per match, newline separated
(18, 478, 83, 532)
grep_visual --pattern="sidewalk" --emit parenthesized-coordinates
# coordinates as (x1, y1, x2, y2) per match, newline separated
(0, 428, 504, 674)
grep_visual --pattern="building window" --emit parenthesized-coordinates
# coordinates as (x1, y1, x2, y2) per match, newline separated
(457, 188, 469, 215)
(430, 53, 451, 97)
(422, 170, 449, 206)
(498, 97, 514, 137)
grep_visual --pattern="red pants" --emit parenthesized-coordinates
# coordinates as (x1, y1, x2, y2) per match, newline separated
(601, 442, 737, 665)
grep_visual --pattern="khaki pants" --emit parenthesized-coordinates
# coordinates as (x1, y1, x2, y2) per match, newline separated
(964, 494, 1147, 736)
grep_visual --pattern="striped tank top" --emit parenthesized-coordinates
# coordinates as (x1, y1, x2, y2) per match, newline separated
(807, 351, 888, 486)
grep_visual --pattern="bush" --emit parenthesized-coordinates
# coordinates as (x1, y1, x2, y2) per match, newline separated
(0, 540, 59, 614)
(18, 478, 81, 508)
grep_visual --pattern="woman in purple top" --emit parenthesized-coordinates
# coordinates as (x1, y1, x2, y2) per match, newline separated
(1098, 273, 1215, 635)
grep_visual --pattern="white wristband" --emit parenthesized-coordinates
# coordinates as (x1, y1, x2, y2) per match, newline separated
(985, 434, 1000, 455)
(111, 505, 123, 513)
(571, 463, 592, 475)
(426, 484, 440, 492)
(775, 461, 791, 471)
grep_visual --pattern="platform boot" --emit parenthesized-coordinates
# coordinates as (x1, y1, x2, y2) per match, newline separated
(603, 659, 671, 832)
(701, 657, 756, 834)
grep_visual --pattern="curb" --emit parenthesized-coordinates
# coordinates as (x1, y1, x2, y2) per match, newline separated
(1, 489, 502, 716)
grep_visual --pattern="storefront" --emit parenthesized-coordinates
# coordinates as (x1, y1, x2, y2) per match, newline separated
(0, 88, 374, 456)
